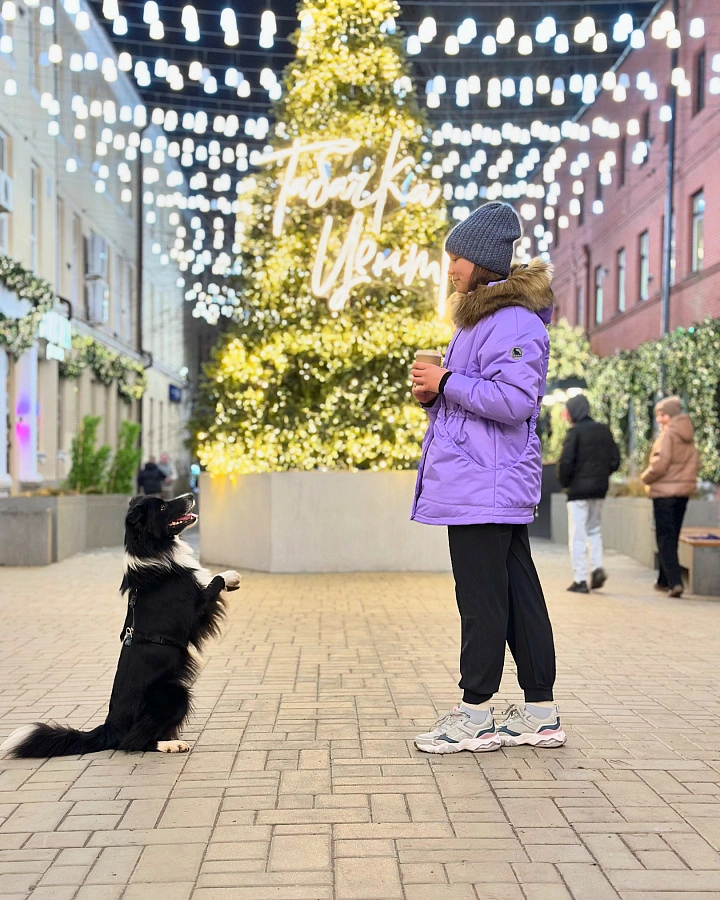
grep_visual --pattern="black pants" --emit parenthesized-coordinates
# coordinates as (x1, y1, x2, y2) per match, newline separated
(447, 523, 556, 704)
(653, 497, 688, 589)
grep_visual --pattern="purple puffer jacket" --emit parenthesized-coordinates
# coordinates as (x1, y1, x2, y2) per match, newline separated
(411, 259, 554, 526)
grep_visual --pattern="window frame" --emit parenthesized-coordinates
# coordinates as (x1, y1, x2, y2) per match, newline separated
(639, 230, 650, 301)
(617, 248, 626, 313)
(594, 265, 604, 325)
(691, 189, 704, 274)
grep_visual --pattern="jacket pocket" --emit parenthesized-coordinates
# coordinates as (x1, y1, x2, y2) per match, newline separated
(438, 412, 496, 469)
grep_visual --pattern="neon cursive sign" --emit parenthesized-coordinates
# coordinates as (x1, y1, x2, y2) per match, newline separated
(258, 131, 449, 313)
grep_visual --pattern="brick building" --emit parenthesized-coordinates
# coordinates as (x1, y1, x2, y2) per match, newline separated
(531, 0, 719, 356)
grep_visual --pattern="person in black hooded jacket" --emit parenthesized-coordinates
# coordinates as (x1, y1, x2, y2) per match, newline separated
(557, 394, 620, 594)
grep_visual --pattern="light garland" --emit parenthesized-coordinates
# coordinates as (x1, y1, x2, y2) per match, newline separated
(0, 255, 56, 358)
(60, 334, 147, 402)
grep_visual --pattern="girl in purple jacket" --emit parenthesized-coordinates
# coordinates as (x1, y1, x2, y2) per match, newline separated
(410, 202, 566, 753)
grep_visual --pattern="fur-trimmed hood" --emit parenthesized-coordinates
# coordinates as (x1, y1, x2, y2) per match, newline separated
(451, 258, 554, 329)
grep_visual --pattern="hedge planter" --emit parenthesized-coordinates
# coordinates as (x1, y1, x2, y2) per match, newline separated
(199, 471, 451, 573)
(0, 494, 131, 566)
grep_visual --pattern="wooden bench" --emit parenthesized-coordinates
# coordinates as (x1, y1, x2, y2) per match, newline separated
(678, 527, 720, 597)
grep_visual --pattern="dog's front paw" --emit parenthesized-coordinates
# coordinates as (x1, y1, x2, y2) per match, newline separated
(157, 740, 190, 753)
(220, 570, 241, 591)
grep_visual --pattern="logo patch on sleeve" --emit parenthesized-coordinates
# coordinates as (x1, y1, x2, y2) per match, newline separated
(511, 347, 524, 360)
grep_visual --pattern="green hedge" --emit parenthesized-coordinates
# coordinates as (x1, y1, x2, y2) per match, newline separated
(544, 318, 720, 483)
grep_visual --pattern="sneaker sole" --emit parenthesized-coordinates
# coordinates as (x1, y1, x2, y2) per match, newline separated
(499, 729, 567, 749)
(414, 735, 502, 754)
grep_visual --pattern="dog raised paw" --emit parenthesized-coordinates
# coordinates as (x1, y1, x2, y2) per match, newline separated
(157, 740, 190, 753)
(220, 570, 241, 591)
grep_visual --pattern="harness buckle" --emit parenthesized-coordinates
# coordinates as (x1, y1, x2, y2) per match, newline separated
(123, 626, 134, 646)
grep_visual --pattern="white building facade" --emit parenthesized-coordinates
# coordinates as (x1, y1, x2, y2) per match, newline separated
(0, 0, 190, 494)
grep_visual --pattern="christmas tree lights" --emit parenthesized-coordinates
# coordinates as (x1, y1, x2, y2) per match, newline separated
(193, 0, 452, 474)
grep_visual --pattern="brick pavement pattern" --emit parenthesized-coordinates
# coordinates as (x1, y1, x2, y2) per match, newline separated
(1, 539, 720, 899)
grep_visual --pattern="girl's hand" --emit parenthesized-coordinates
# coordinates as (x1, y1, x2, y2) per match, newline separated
(412, 385, 438, 405)
(411, 363, 448, 394)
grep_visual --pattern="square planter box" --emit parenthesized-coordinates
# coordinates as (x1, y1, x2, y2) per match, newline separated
(0, 494, 131, 566)
(199, 471, 451, 573)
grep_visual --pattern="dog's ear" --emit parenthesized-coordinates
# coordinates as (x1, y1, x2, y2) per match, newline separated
(126, 497, 146, 528)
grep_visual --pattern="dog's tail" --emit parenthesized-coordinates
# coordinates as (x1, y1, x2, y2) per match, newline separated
(0, 722, 109, 759)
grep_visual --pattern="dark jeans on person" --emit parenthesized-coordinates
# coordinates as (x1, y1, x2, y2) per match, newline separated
(447, 523, 557, 705)
(653, 496, 689, 589)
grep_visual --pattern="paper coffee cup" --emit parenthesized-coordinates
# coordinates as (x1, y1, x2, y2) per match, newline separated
(415, 349, 443, 366)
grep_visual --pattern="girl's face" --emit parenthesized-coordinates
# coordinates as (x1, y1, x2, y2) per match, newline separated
(447, 254, 475, 294)
(656, 412, 671, 429)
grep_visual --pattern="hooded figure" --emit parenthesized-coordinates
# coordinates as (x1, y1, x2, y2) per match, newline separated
(557, 394, 620, 503)
(641, 397, 700, 499)
(557, 393, 620, 594)
(641, 397, 701, 598)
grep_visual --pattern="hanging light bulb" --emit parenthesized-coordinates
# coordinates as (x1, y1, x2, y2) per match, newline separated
(418, 16, 436, 43)
(518, 35, 532, 55)
(75, 10, 90, 29)
(1, 1, 16, 21)
(113, 15, 128, 34)
(554, 34, 569, 53)
(481, 35, 496, 55)
(406, 35, 421, 55)
(118, 51, 132, 71)
(445, 35, 459, 55)
(102, 0, 118, 19)
(630, 29, 645, 49)
(593, 32, 607, 52)
(39, 6, 54, 25)
(457, 18, 476, 45)
(149, 20, 164, 39)
(48, 43, 62, 63)
(689, 18, 704, 38)
(182, 5, 200, 41)
(496, 17, 515, 44)
(536, 75, 550, 94)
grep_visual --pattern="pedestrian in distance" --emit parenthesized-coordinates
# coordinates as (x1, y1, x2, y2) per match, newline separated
(158, 451, 178, 501)
(409, 201, 566, 754)
(641, 396, 700, 598)
(137, 457, 166, 498)
(557, 394, 621, 594)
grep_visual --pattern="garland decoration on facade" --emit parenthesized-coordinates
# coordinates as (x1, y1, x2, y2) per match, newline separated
(60, 334, 147, 403)
(0, 255, 56, 358)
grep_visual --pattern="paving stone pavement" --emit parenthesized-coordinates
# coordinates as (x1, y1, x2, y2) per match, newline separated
(1, 537, 720, 900)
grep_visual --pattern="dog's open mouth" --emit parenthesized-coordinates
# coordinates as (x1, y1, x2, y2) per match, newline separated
(169, 514, 197, 529)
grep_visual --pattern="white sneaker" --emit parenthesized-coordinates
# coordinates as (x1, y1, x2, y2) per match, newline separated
(414, 706, 501, 754)
(497, 704, 567, 748)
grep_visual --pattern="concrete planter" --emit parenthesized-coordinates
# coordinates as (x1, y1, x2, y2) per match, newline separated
(0, 494, 130, 566)
(199, 471, 451, 573)
(551, 494, 720, 569)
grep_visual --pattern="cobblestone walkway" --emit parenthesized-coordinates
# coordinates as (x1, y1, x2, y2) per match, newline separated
(1, 540, 720, 899)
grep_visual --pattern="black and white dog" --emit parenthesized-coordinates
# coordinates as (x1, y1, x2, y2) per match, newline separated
(1, 493, 240, 758)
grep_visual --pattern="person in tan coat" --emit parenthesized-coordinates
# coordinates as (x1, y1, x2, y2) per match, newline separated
(641, 397, 701, 598)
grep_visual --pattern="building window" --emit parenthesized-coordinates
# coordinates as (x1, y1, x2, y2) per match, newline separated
(661, 214, 676, 289)
(695, 50, 706, 114)
(692, 190, 704, 273)
(639, 230, 650, 300)
(641, 109, 651, 164)
(71, 214, 81, 309)
(617, 248, 626, 313)
(619, 136, 626, 186)
(576, 285, 584, 328)
(29, 162, 39, 273)
(594, 266, 604, 324)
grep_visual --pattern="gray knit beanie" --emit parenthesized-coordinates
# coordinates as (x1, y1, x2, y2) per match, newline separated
(445, 202, 522, 277)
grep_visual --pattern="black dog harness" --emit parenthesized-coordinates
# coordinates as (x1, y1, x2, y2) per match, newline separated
(122, 589, 187, 649)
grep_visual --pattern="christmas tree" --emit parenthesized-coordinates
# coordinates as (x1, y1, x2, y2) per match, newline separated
(193, 0, 452, 473)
